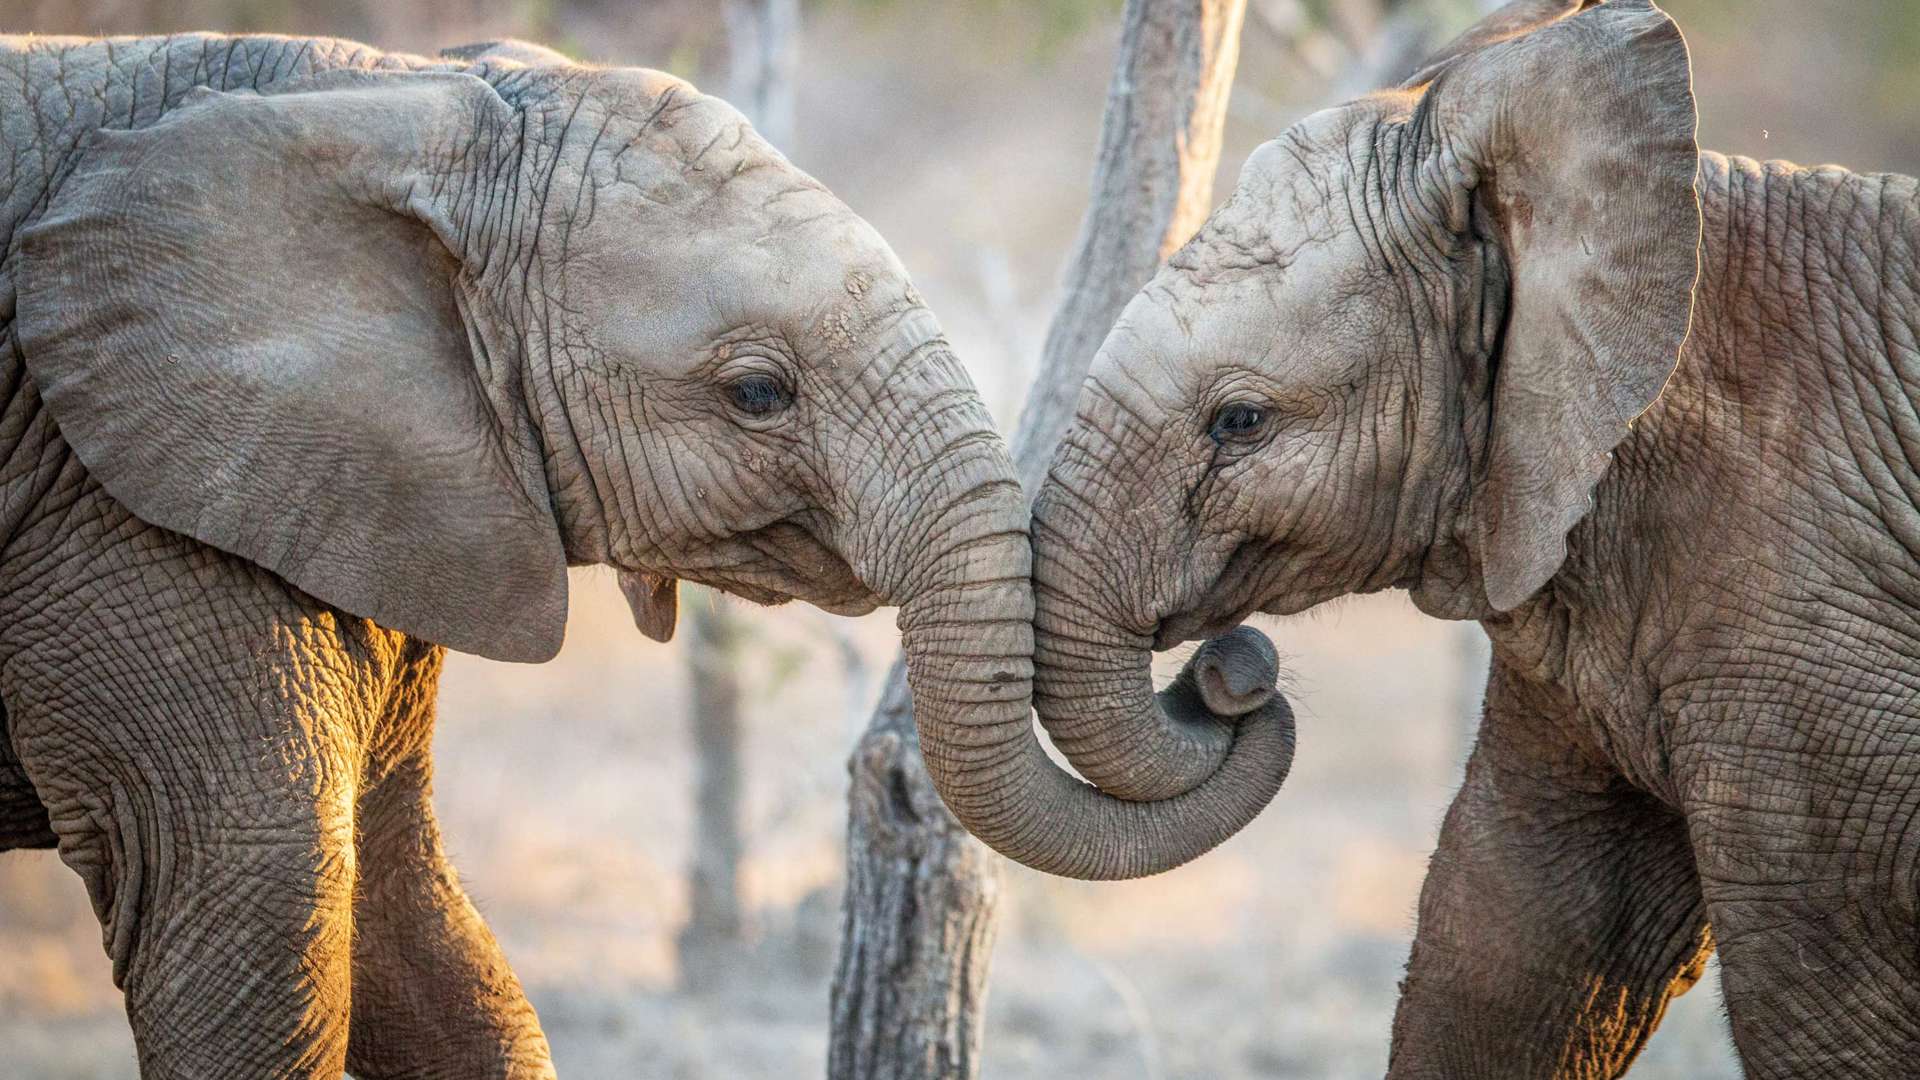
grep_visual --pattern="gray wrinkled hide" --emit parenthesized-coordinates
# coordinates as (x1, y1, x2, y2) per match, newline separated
(18, 73, 569, 662)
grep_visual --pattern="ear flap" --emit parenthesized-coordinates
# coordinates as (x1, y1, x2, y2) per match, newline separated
(1416, 0, 1700, 610)
(1400, 0, 1599, 87)
(15, 72, 571, 662)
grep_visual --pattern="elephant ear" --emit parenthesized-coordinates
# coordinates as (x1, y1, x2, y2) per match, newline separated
(15, 72, 571, 662)
(1414, 0, 1700, 611)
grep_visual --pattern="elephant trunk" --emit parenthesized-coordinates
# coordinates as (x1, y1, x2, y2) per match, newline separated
(1029, 476, 1299, 796)
(895, 461, 1294, 881)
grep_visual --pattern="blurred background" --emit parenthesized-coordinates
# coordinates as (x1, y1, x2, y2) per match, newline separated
(4, 1, 1918, 1076)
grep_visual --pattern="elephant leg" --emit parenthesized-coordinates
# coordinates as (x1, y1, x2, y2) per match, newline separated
(1386, 673, 1712, 1080)
(1683, 700, 1920, 1079)
(9, 659, 360, 1078)
(0, 518, 397, 1079)
(346, 643, 554, 1080)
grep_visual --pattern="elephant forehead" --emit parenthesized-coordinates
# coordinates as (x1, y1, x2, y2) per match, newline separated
(1239, 102, 1378, 200)
(555, 186, 914, 345)
(1174, 103, 1381, 287)
(751, 201, 918, 318)
(1089, 273, 1317, 408)
(1085, 292, 1214, 419)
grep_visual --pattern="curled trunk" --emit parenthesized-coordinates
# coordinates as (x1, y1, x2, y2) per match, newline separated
(900, 490, 1295, 881)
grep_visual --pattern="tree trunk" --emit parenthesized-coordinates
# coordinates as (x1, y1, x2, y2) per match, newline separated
(678, 0, 801, 993)
(828, 3, 1247, 1076)
(724, 0, 798, 149)
(677, 593, 749, 992)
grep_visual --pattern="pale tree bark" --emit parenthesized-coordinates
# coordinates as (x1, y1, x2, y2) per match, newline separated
(677, 0, 802, 993)
(828, 3, 1248, 1077)
(677, 592, 748, 991)
(724, 0, 799, 150)
(1010, 0, 1248, 493)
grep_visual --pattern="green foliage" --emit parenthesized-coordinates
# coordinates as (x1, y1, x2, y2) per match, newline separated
(663, 25, 718, 81)
(219, 0, 302, 33)
(1024, 0, 1128, 59)
(760, 640, 815, 699)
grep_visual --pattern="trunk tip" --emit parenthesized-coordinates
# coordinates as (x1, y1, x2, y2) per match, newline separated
(1190, 625, 1281, 718)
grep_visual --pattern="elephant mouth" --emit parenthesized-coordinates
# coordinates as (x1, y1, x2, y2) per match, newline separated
(1153, 609, 1247, 651)
(677, 519, 881, 614)
(1150, 537, 1344, 650)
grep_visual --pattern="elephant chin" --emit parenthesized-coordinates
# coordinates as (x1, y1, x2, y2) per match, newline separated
(1154, 610, 1249, 651)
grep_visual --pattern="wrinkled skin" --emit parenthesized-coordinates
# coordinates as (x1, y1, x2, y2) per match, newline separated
(1031, 1, 1920, 1077)
(0, 33, 1053, 1080)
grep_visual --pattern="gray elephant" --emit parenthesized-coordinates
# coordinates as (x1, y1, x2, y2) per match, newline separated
(0, 31, 1154, 1080)
(0, 31, 1290, 1078)
(969, 0, 1920, 1076)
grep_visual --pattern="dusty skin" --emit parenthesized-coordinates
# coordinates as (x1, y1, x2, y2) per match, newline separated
(0, 29, 1287, 1079)
(1029, 0, 1920, 1077)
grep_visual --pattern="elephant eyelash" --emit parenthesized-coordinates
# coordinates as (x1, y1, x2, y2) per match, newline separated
(1208, 402, 1270, 444)
(727, 373, 793, 417)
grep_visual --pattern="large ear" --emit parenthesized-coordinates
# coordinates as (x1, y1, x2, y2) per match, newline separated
(1413, 0, 1700, 611)
(15, 72, 571, 662)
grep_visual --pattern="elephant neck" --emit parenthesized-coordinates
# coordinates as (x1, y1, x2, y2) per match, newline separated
(1474, 150, 1920, 791)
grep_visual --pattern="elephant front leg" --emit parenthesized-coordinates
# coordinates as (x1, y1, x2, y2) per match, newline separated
(347, 749, 555, 1080)
(18, 712, 359, 1079)
(1387, 678, 1711, 1080)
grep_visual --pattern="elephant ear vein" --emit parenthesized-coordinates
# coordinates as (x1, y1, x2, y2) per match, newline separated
(13, 73, 572, 663)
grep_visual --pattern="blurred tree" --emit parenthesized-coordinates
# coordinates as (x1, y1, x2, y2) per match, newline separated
(1246, 0, 1495, 98)
(829, 2, 1247, 1077)
(726, 0, 799, 148)
(825, 0, 1124, 63)
(676, 589, 750, 991)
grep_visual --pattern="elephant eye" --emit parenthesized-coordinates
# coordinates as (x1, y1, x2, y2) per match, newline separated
(1209, 402, 1268, 443)
(727, 373, 792, 417)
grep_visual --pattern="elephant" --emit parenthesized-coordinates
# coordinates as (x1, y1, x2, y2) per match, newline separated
(1000, 0, 1920, 1075)
(0, 31, 1294, 1078)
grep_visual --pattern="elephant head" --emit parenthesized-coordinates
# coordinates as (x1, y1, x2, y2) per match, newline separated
(1026, 0, 1701, 860)
(10, 47, 1304, 881)
(11, 54, 1052, 828)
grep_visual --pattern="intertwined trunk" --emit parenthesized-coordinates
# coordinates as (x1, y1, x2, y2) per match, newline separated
(828, 2, 1248, 1075)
